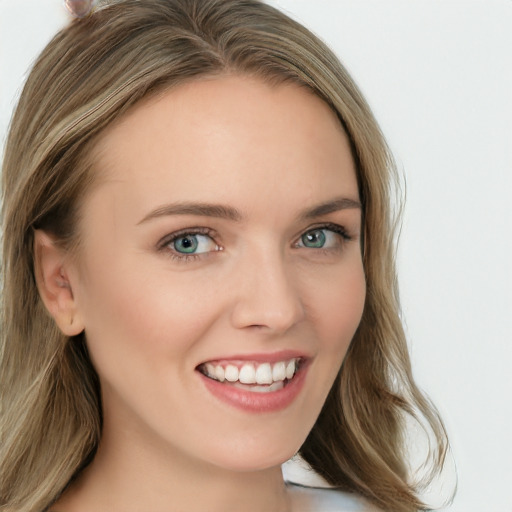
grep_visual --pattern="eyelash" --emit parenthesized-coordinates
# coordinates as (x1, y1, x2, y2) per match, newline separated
(298, 222, 352, 246)
(157, 223, 352, 263)
(157, 227, 220, 263)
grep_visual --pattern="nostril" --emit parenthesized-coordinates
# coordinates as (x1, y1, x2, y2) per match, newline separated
(230, 293, 305, 332)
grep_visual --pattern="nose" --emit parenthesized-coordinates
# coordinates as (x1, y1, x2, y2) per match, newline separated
(229, 247, 306, 333)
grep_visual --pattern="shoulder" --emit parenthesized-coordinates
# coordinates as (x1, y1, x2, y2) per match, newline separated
(287, 483, 383, 512)
(283, 457, 382, 512)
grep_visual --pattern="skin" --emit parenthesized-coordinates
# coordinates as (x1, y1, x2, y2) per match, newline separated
(42, 75, 366, 512)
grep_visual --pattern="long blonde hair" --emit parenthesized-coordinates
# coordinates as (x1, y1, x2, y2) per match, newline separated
(1, 1, 449, 511)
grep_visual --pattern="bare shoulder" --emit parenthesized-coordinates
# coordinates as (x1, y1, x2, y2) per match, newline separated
(287, 483, 383, 512)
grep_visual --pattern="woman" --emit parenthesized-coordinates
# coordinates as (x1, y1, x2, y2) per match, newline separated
(0, 1, 449, 511)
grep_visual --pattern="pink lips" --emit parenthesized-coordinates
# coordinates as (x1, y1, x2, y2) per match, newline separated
(197, 351, 309, 413)
(200, 350, 307, 364)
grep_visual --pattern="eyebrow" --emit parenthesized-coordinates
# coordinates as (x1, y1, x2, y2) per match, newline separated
(137, 197, 361, 225)
(138, 202, 242, 224)
(299, 197, 362, 220)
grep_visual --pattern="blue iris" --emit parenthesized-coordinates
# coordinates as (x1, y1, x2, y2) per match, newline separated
(174, 235, 199, 254)
(301, 229, 326, 248)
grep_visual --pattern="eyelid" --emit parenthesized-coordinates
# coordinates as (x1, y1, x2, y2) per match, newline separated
(157, 227, 222, 262)
(157, 227, 217, 248)
(294, 222, 352, 246)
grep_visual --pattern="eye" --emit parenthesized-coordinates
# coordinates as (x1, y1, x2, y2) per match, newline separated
(158, 228, 221, 261)
(296, 225, 350, 250)
(171, 233, 217, 255)
(300, 229, 327, 248)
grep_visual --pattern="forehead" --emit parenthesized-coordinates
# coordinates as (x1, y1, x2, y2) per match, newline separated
(87, 74, 358, 222)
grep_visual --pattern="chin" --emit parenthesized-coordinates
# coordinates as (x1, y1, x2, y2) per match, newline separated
(213, 450, 297, 474)
(197, 431, 305, 474)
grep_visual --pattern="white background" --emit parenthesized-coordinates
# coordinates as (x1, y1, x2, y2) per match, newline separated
(1, 1, 511, 511)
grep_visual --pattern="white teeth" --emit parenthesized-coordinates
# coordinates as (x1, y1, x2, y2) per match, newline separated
(205, 363, 215, 377)
(232, 381, 284, 393)
(239, 364, 256, 384)
(224, 364, 239, 382)
(286, 360, 296, 380)
(255, 363, 273, 385)
(202, 358, 300, 387)
(272, 361, 286, 382)
(215, 365, 225, 382)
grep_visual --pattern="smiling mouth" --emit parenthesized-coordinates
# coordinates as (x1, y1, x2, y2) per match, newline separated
(197, 358, 302, 393)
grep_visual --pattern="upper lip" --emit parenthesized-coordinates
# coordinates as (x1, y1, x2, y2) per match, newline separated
(196, 349, 310, 367)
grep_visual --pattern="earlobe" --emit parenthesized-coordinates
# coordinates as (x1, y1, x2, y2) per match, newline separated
(33, 230, 85, 336)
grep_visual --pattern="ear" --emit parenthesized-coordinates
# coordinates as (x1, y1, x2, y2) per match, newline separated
(33, 230, 85, 336)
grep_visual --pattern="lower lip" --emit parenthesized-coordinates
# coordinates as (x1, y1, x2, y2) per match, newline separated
(198, 362, 308, 413)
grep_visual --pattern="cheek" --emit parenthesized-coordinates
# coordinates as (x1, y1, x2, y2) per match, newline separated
(301, 261, 365, 416)
(309, 260, 366, 352)
(74, 256, 224, 372)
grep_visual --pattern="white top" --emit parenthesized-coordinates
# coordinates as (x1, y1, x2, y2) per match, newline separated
(283, 457, 382, 511)
(287, 483, 382, 512)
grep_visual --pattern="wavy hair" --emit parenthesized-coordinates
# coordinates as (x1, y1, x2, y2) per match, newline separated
(0, 1, 449, 511)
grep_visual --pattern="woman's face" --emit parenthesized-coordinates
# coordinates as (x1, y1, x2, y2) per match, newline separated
(68, 75, 365, 472)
